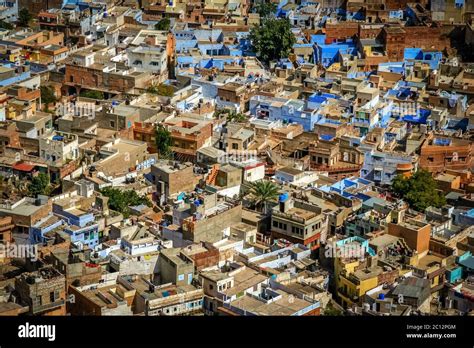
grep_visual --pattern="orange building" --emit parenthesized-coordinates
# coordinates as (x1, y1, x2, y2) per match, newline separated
(388, 219, 431, 255)
(419, 135, 473, 174)
(163, 117, 213, 161)
(133, 122, 157, 153)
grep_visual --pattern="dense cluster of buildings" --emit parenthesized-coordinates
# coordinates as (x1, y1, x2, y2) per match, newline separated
(0, 0, 473, 317)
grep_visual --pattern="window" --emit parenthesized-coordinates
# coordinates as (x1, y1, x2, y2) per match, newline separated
(33, 296, 42, 307)
(178, 274, 184, 281)
(273, 220, 278, 228)
(49, 291, 57, 303)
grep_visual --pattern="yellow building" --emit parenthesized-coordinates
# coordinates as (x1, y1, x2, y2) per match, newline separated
(333, 236, 381, 308)
(413, 254, 446, 292)
(338, 267, 381, 308)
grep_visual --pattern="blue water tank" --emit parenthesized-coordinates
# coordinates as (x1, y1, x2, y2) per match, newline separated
(378, 293, 385, 300)
(194, 200, 200, 206)
(278, 192, 289, 202)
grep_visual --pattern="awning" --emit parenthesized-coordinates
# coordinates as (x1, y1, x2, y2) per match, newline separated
(12, 163, 35, 172)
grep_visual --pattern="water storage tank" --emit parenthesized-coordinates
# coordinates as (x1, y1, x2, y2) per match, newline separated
(378, 293, 385, 300)
(278, 192, 289, 202)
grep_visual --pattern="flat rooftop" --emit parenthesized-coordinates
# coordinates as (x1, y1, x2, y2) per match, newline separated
(227, 288, 316, 315)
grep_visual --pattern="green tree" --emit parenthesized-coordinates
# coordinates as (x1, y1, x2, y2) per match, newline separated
(28, 173, 51, 197)
(226, 110, 247, 122)
(391, 170, 446, 211)
(323, 302, 344, 316)
(80, 90, 105, 100)
(249, 180, 280, 214)
(255, 1, 277, 19)
(100, 188, 151, 218)
(18, 8, 32, 27)
(154, 17, 170, 31)
(155, 124, 172, 158)
(147, 84, 174, 97)
(41, 86, 57, 111)
(249, 18, 295, 64)
(214, 109, 247, 122)
(0, 20, 14, 30)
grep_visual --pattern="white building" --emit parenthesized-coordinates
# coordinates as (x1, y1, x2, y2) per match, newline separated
(39, 131, 79, 165)
(127, 45, 168, 80)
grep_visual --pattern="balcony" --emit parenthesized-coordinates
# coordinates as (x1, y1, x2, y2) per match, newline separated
(337, 287, 359, 302)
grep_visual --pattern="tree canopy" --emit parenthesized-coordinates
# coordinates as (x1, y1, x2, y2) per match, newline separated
(28, 173, 51, 197)
(41, 86, 57, 111)
(100, 188, 151, 218)
(80, 90, 105, 100)
(391, 170, 446, 211)
(249, 18, 295, 64)
(214, 109, 247, 122)
(323, 302, 344, 316)
(155, 124, 172, 158)
(155, 17, 170, 31)
(18, 8, 32, 27)
(147, 84, 174, 97)
(0, 20, 14, 30)
(255, 2, 277, 19)
(249, 180, 280, 214)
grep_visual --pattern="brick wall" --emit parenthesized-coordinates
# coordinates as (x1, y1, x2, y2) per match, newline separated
(325, 22, 359, 43)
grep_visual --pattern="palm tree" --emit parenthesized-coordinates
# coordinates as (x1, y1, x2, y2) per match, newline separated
(249, 180, 280, 214)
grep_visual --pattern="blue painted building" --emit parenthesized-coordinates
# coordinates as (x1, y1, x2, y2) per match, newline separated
(404, 48, 443, 70)
(455, 209, 474, 227)
(314, 37, 357, 68)
(335, 236, 376, 257)
(319, 177, 374, 202)
(249, 95, 319, 131)
(0, 64, 31, 87)
(457, 251, 474, 275)
(446, 265, 463, 284)
(53, 203, 99, 248)
(29, 214, 64, 244)
(307, 92, 340, 110)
